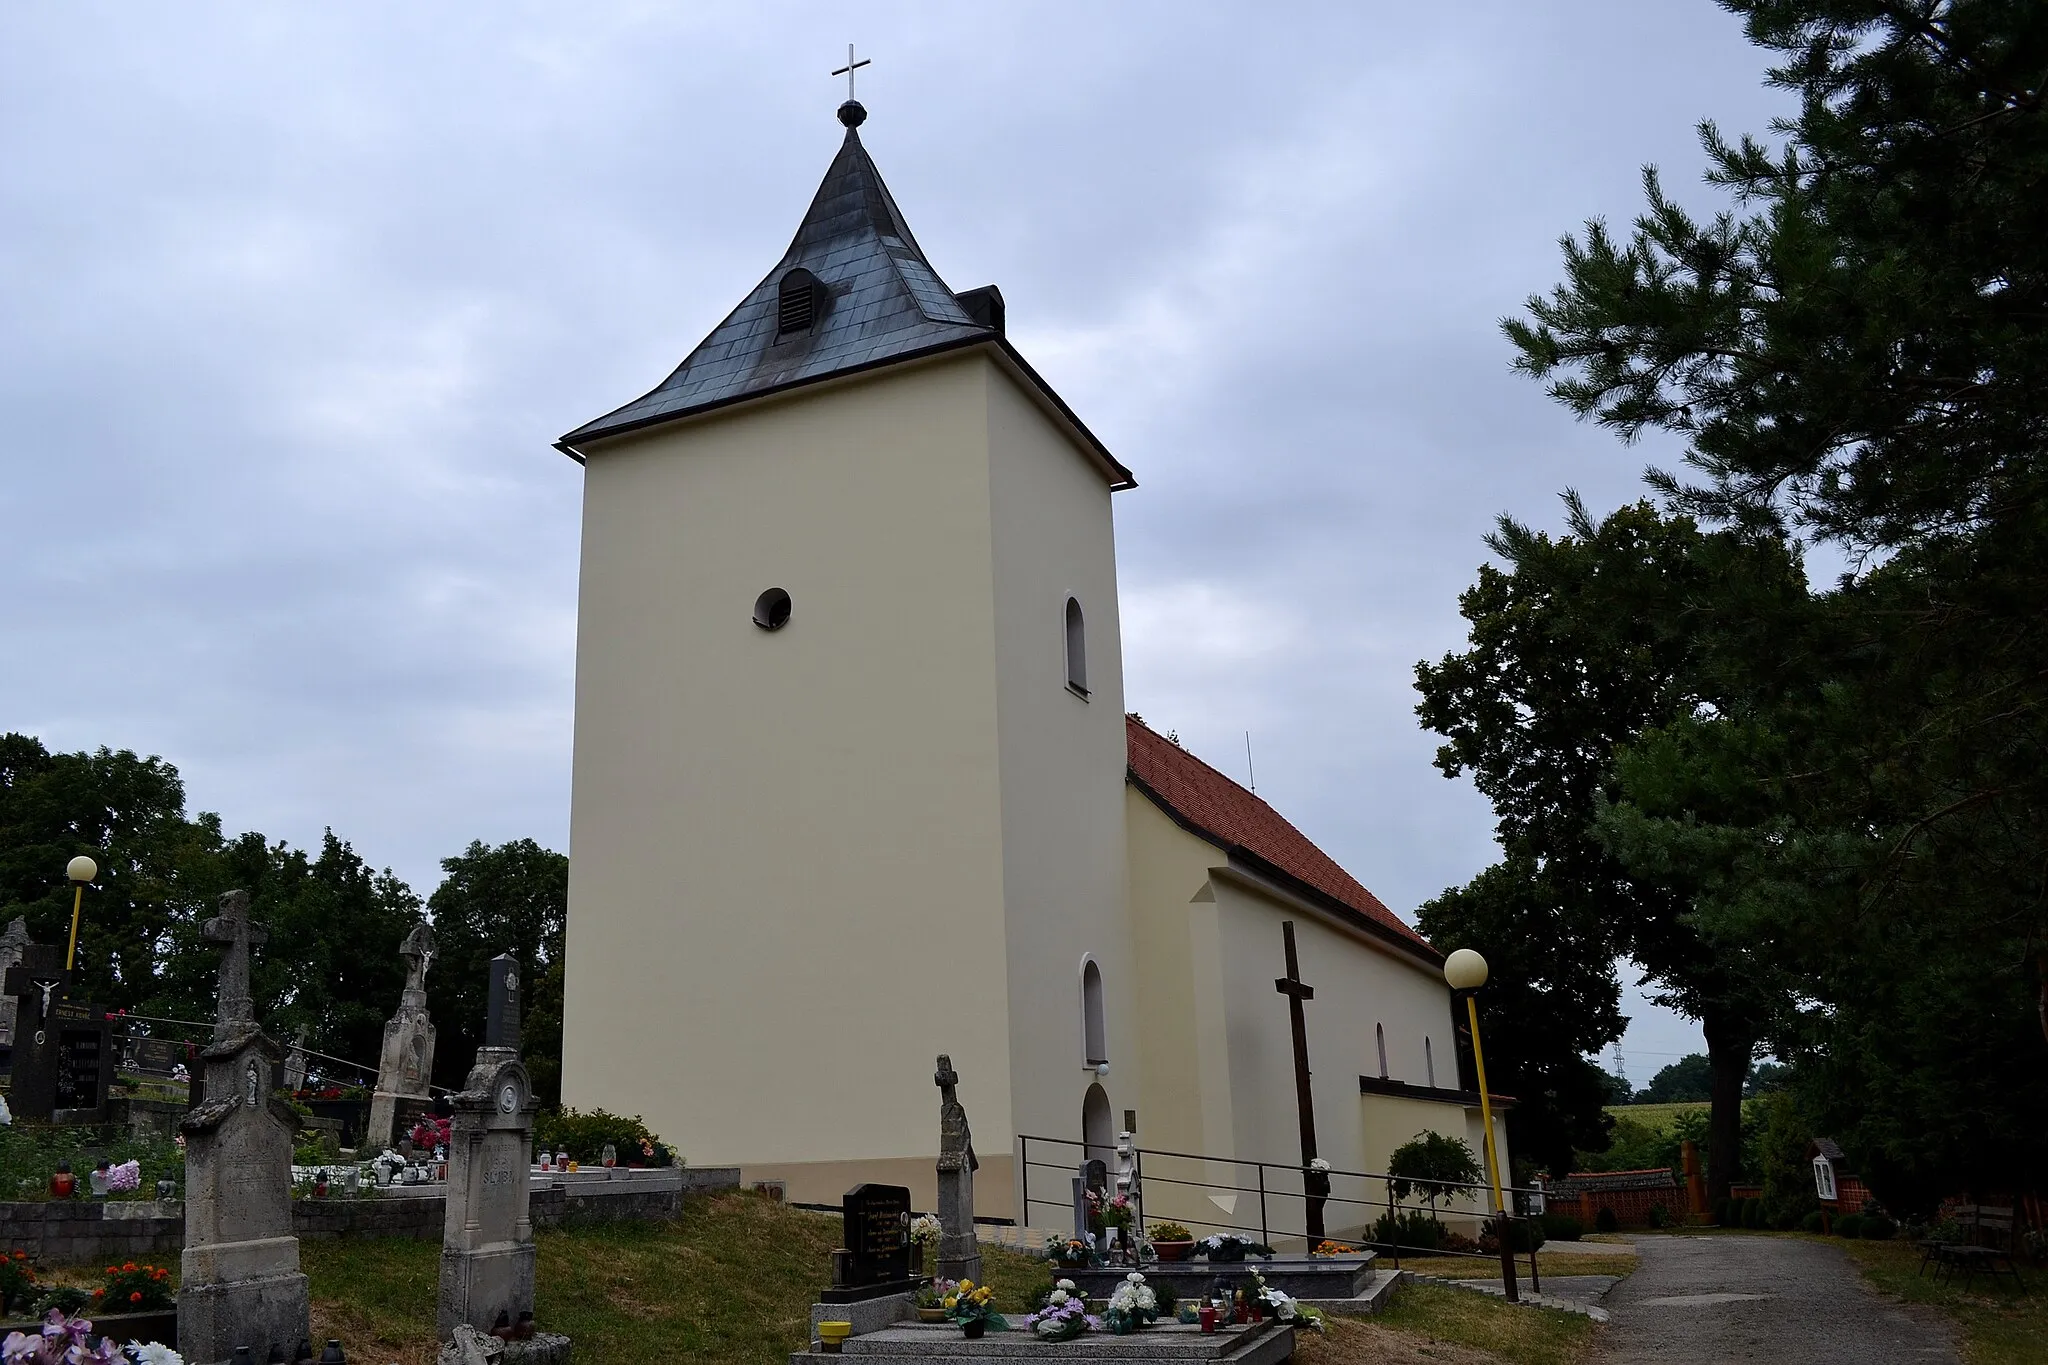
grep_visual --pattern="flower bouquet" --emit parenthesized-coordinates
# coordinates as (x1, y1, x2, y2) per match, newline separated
(1085, 1189, 1133, 1230)
(942, 1280, 1007, 1339)
(915, 1278, 955, 1322)
(1104, 1273, 1158, 1335)
(1023, 1281, 1094, 1341)
(1195, 1234, 1275, 1263)
(1250, 1271, 1325, 1335)
(1, 1310, 185, 1363)
(1044, 1237, 1098, 1270)
(1309, 1240, 1355, 1258)
(1147, 1222, 1195, 1261)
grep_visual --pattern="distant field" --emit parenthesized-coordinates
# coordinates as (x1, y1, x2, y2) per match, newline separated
(1606, 1102, 1707, 1132)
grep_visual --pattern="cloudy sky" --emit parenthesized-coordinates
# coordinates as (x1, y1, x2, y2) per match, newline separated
(0, 2, 1793, 1080)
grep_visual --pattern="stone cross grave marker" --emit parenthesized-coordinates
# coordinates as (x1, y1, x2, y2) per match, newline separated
(934, 1053, 982, 1285)
(3, 942, 69, 1121)
(282, 1026, 310, 1093)
(178, 889, 310, 1365)
(0, 916, 31, 1060)
(436, 954, 568, 1362)
(368, 922, 440, 1151)
(822, 1183, 916, 1303)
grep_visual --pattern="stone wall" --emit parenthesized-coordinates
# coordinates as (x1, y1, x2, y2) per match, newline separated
(0, 1167, 740, 1265)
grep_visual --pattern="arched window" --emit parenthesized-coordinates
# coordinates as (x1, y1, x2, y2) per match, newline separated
(777, 268, 824, 336)
(1082, 1083, 1114, 1166)
(1375, 1023, 1389, 1080)
(1064, 597, 1088, 698)
(1425, 1036, 1436, 1088)
(1081, 957, 1107, 1066)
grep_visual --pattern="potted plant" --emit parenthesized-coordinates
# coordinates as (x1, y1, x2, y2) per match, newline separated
(915, 1280, 954, 1323)
(1147, 1223, 1195, 1262)
(1249, 1271, 1325, 1335)
(1022, 1281, 1092, 1341)
(1195, 1234, 1275, 1263)
(943, 1280, 1005, 1339)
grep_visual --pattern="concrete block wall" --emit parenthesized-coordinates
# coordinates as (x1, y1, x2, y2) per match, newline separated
(0, 1167, 741, 1265)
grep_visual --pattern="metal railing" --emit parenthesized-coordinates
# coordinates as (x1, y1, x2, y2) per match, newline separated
(1017, 1133, 1544, 1298)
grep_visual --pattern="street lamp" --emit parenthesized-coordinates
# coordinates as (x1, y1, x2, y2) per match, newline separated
(65, 855, 97, 971)
(1444, 947, 1517, 1302)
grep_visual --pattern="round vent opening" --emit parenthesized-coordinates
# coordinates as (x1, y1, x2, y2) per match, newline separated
(753, 588, 792, 631)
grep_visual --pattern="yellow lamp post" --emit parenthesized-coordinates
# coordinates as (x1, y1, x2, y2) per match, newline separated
(65, 855, 97, 971)
(1443, 947, 1518, 1302)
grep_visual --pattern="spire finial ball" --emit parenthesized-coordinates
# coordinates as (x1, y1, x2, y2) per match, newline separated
(837, 99, 867, 128)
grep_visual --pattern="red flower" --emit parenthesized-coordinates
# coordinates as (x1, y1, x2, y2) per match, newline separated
(129, 1291, 142, 1303)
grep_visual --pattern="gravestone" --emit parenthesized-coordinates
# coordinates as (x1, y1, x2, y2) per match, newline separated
(178, 890, 312, 1365)
(283, 1027, 310, 1093)
(4, 942, 71, 1121)
(437, 954, 568, 1362)
(0, 917, 31, 1068)
(368, 922, 439, 1151)
(822, 1183, 917, 1303)
(51, 1001, 117, 1121)
(1074, 1159, 1109, 1246)
(131, 1036, 184, 1077)
(933, 1054, 982, 1285)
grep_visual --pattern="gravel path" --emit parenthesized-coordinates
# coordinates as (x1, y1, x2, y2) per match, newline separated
(1594, 1235, 1958, 1364)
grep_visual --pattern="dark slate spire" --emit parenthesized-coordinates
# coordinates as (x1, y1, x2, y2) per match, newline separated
(558, 112, 995, 449)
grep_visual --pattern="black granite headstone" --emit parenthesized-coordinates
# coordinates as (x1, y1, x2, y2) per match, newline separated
(485, 953, 521, 1051)
(3, 945, 70, 1121)
(821, 1182, 919, 1303)
(52, 1004, 116, 1116)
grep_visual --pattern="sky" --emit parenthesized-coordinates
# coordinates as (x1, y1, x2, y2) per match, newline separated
(0, 1, 1796, 1082)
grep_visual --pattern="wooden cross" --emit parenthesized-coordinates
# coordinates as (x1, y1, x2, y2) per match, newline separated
(831, 44, 871, 101)
(202, 889, 268, 1042)
(1274, 920, 1326, 1240)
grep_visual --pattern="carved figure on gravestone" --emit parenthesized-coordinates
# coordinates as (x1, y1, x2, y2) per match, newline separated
(402, 921, 437, 1000)
(283, 1025, 310, 1092)
(933, 1054, 983, 1285)
(405, 1033, 426, 1084)
(203, 889, 268, 1044)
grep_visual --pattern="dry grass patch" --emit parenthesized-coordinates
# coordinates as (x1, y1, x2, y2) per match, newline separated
(1325, 1280, 1598, 1365)
(1833, 1239, 2044, 1365)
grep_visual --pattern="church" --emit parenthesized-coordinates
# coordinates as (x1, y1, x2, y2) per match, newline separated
(554, 94, 1508, 1234)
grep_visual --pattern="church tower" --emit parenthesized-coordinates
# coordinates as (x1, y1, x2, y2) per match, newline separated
(557, 98, 1136, 1208)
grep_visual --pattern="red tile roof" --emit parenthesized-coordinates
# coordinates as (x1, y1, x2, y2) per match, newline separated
(1125, 715, 1436, 957)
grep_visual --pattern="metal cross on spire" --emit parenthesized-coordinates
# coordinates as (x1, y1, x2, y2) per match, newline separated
(831, 43, 871, 101)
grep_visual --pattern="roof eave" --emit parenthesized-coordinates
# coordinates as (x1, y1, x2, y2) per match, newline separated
(556, 336, 1136, 492)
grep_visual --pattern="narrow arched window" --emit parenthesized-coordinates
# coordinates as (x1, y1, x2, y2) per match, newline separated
(1376, 1023, 1389, 1080)
(777, 268, 823, 336)
(1425, 1036, 1436, 1088)
(1081, 958, 1107, 1065)
(1064, 597, 1088, 698)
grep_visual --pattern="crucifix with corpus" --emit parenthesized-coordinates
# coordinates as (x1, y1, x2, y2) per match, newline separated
(1275, 919, 1328, 1241)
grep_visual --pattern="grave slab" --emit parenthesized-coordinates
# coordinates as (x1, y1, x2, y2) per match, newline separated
(1068, 1256, 1373, 1303)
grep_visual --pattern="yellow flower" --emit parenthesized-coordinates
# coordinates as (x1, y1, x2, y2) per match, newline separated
(943, 1297, 958, 1309)
(958, 1280, 974, 1291)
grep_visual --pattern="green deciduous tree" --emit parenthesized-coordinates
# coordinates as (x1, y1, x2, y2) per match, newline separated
(424, 839, 568, 1104)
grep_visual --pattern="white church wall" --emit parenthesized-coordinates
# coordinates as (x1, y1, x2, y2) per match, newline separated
(562, 355, 1020, 1206)
(981, 362, 1136, 1211)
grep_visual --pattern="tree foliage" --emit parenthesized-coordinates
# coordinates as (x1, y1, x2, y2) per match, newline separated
(1498, 0, 2048, 1205)
(424, 839, 568, 1103)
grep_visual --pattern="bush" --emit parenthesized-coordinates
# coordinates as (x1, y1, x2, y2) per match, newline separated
(32, 1286, 91, 1319)
(1743, 1198, 1765, 1229)
(1800, 1210, 1826, 1233)
(1481, 1216, 1546, 1253)
(1386, 1132, 1483, 1207)
(0, 1252, 36, 1314)
(1835, 1213, 1866, 1239)
(95, 1262, 174, 1313)
(1861, 1215, 1896, 1241)
(1712, 1196, 1732, 1226)
(1595, 1207, 1619, 1234)
(1540, 1213, 1584, 1242)
(1647, 1203, 1671, 1229)
(1369, 1209, 1445, 1253)
(532, 1109, 671, 1166)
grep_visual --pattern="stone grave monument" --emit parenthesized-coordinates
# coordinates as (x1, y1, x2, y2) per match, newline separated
(178, 889, 312, 1365)
(369, 921, 439, 1151)
(437, 953, 568, 1362)
(3, 941, 71, 1120)
(822, 1182, 918, 1304)
(0, 916, 30, 1068)
(933, 1054, 983, 1285)
(283, 1026, 310, 1093)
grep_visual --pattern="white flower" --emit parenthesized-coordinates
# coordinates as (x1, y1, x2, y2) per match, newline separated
(1308, 1158, 1331, 1173)
(1126, 1273, 1143, 1283)
(1056, 1279, 1076, 1292)
(128, 1346, 183, 1365)
(1048, 1290, 1069, 1305)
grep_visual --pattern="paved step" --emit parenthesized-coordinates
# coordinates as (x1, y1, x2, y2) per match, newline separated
(795, 1321, 1294, 1365)
(1298, 1267, 1405, 1317)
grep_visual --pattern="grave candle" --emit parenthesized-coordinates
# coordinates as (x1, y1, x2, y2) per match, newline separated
(50, 1161, 74, 1199)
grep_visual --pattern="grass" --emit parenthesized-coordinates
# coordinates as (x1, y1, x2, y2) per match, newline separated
(1601, 1102, 1706, 1134)
(1830, 1238, 2045, 1365)
(1295, 1281, 1597, 1365)
(1390, 1252, 1639, 1280)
